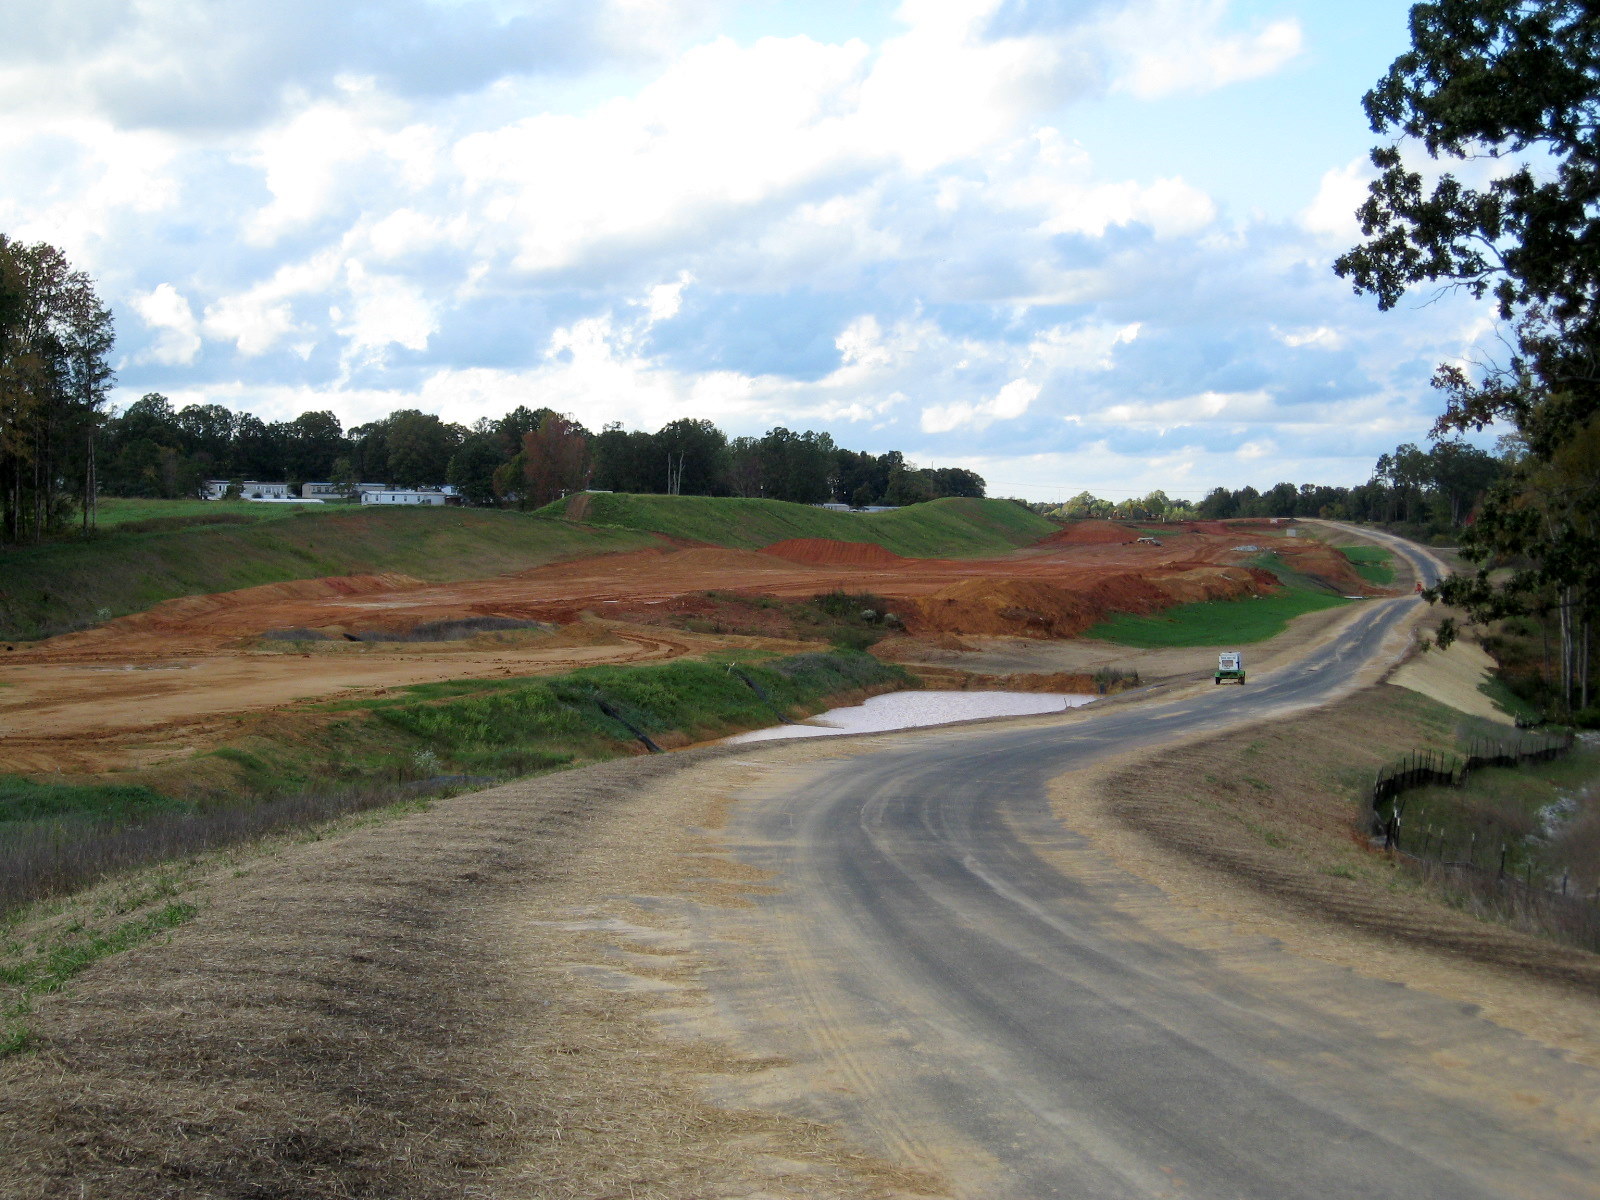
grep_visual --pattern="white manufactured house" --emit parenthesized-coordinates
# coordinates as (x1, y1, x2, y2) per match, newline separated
(301, 481, 351, 497)
(203, 480, 294, 500)
(359, 488, 447, 506)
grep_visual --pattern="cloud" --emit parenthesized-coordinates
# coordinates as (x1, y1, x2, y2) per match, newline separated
(1300, 156, 1373, 242)
(336, 259, 438, 361)
(132, 283, 201, 364)
(2, 1, 1507, 500)
(0, 0, 721, 133)
(921, 378, 1042, 433)
(1273, 324, 1345, 350)
(1106, 1, 1302, 100)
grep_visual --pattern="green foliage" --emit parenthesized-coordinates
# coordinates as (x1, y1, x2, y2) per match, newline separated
(811, 590, 889, 621)
(543, 493, 1054, 557)
(0, 778, 188, 825)
(0, 235, 115, 544)
(372, 652, 910, 767)
(1334, 2, 1600, 711)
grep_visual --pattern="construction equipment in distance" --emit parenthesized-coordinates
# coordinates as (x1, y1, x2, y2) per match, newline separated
(1214, 651, 1246, 685)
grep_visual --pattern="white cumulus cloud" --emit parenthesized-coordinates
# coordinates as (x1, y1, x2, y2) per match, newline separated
(133, 283, 201, 364)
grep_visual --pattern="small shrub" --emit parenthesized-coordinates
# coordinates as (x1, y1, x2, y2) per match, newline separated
(812, 590, 889, 622)
(829, 627, 883, 652)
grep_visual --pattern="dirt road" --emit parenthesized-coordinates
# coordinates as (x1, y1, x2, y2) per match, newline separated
(676, 536, 1600, 1197)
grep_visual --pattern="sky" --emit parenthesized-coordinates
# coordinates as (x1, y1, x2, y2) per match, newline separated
(0, 0, 1500, 502)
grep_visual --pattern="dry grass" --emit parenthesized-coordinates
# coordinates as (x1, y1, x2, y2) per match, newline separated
(1100, 684, 1600, 990)
(0, 746, 939, 1199)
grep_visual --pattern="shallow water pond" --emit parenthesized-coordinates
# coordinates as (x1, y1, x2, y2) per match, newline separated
(729, 690, 1093, 743)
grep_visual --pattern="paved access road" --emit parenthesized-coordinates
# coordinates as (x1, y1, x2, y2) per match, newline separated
(696, 533, 1600, 1199)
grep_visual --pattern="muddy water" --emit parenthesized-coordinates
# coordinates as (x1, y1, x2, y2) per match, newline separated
(729, 689, 1093, 743)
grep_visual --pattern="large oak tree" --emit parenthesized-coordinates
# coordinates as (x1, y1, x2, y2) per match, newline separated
(1335, 0, 1600, 712)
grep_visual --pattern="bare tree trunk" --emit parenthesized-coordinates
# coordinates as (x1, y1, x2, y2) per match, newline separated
(1542, 606, 1553, 699)
(1559, 588, 1574, 712)
(82, 427, 96, 534)
(1583, 616, 1591, 711)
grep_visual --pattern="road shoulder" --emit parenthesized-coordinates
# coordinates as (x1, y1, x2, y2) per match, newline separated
(1047, 688, 1600, 1070)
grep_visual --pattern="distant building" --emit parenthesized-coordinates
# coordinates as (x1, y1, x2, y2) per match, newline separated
(203, 480, 292, 500)
(359, 488, 447, 506)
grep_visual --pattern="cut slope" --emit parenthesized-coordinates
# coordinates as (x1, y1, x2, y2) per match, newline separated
(1039, 520, 1138, 545)
(0, 508, 655, 642)
(760, 538, 911, 566)
(540, 493, 1055, 557)
(909, 566, 1267, 639)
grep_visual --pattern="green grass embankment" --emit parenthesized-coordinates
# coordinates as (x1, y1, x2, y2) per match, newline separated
(94, 497, 313, 529)
(1086, 550, 1351, 647)
(2, 651, 910, 913)
(543, 493, 1055, 557)
(1339, 544, 1396, 586)
(0, 507, 656, 641)
(205, 650, 909, 798)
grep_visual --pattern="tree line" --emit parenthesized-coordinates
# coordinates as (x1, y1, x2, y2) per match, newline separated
(93, 395, 988, 511)
(0, 235, 116, 542)
(1045, 437, 1506, 531)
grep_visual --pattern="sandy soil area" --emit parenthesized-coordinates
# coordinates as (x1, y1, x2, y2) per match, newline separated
(1392, 636, 1518, 724)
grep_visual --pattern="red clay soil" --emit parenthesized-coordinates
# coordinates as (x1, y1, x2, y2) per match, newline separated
(1039, 520, 1140, 545)
(0, 521, 1387, 776)
(909, 566, 1273, 639)
(760, 538, 911, 567)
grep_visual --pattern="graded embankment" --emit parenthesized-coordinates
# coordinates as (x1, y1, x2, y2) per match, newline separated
(0, 507, 656, 641)
(542, 492, 1056, 556)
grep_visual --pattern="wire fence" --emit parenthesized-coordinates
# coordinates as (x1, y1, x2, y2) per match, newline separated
(1369, 729, 1600, 953)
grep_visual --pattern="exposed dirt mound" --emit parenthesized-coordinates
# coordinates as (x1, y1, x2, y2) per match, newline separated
(47, 574, 429, 646)
(760, 538, 910, 566)
(1152, 565, 1273, 604)
(664, 547, 800, 573)
(909, 567, 1271, 639)
(1039, 520, 1137, 545)
(912, 579, 1114, 638)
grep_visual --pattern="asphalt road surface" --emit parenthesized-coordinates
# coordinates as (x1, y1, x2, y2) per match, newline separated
(696, 533, 1600, 1198)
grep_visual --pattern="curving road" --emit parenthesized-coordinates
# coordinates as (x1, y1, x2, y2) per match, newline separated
(694, 533, 1600, 1198)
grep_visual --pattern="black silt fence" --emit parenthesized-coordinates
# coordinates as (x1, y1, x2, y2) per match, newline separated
(1370, 731, 1573, 849)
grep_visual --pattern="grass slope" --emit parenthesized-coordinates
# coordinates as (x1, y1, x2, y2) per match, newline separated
(1, 650, 909, 914)
(0, 507, 655, 641)
(1087, 552, 1351, 648)
(1339, 544, 1396, 586)
(543, 493, 1055, 557)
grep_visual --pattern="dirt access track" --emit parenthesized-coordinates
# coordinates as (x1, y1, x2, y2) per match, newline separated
(0, 518, 1377, 775)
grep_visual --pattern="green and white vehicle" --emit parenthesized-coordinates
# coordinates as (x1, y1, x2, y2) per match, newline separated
(1214, 651, 1246, 685)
